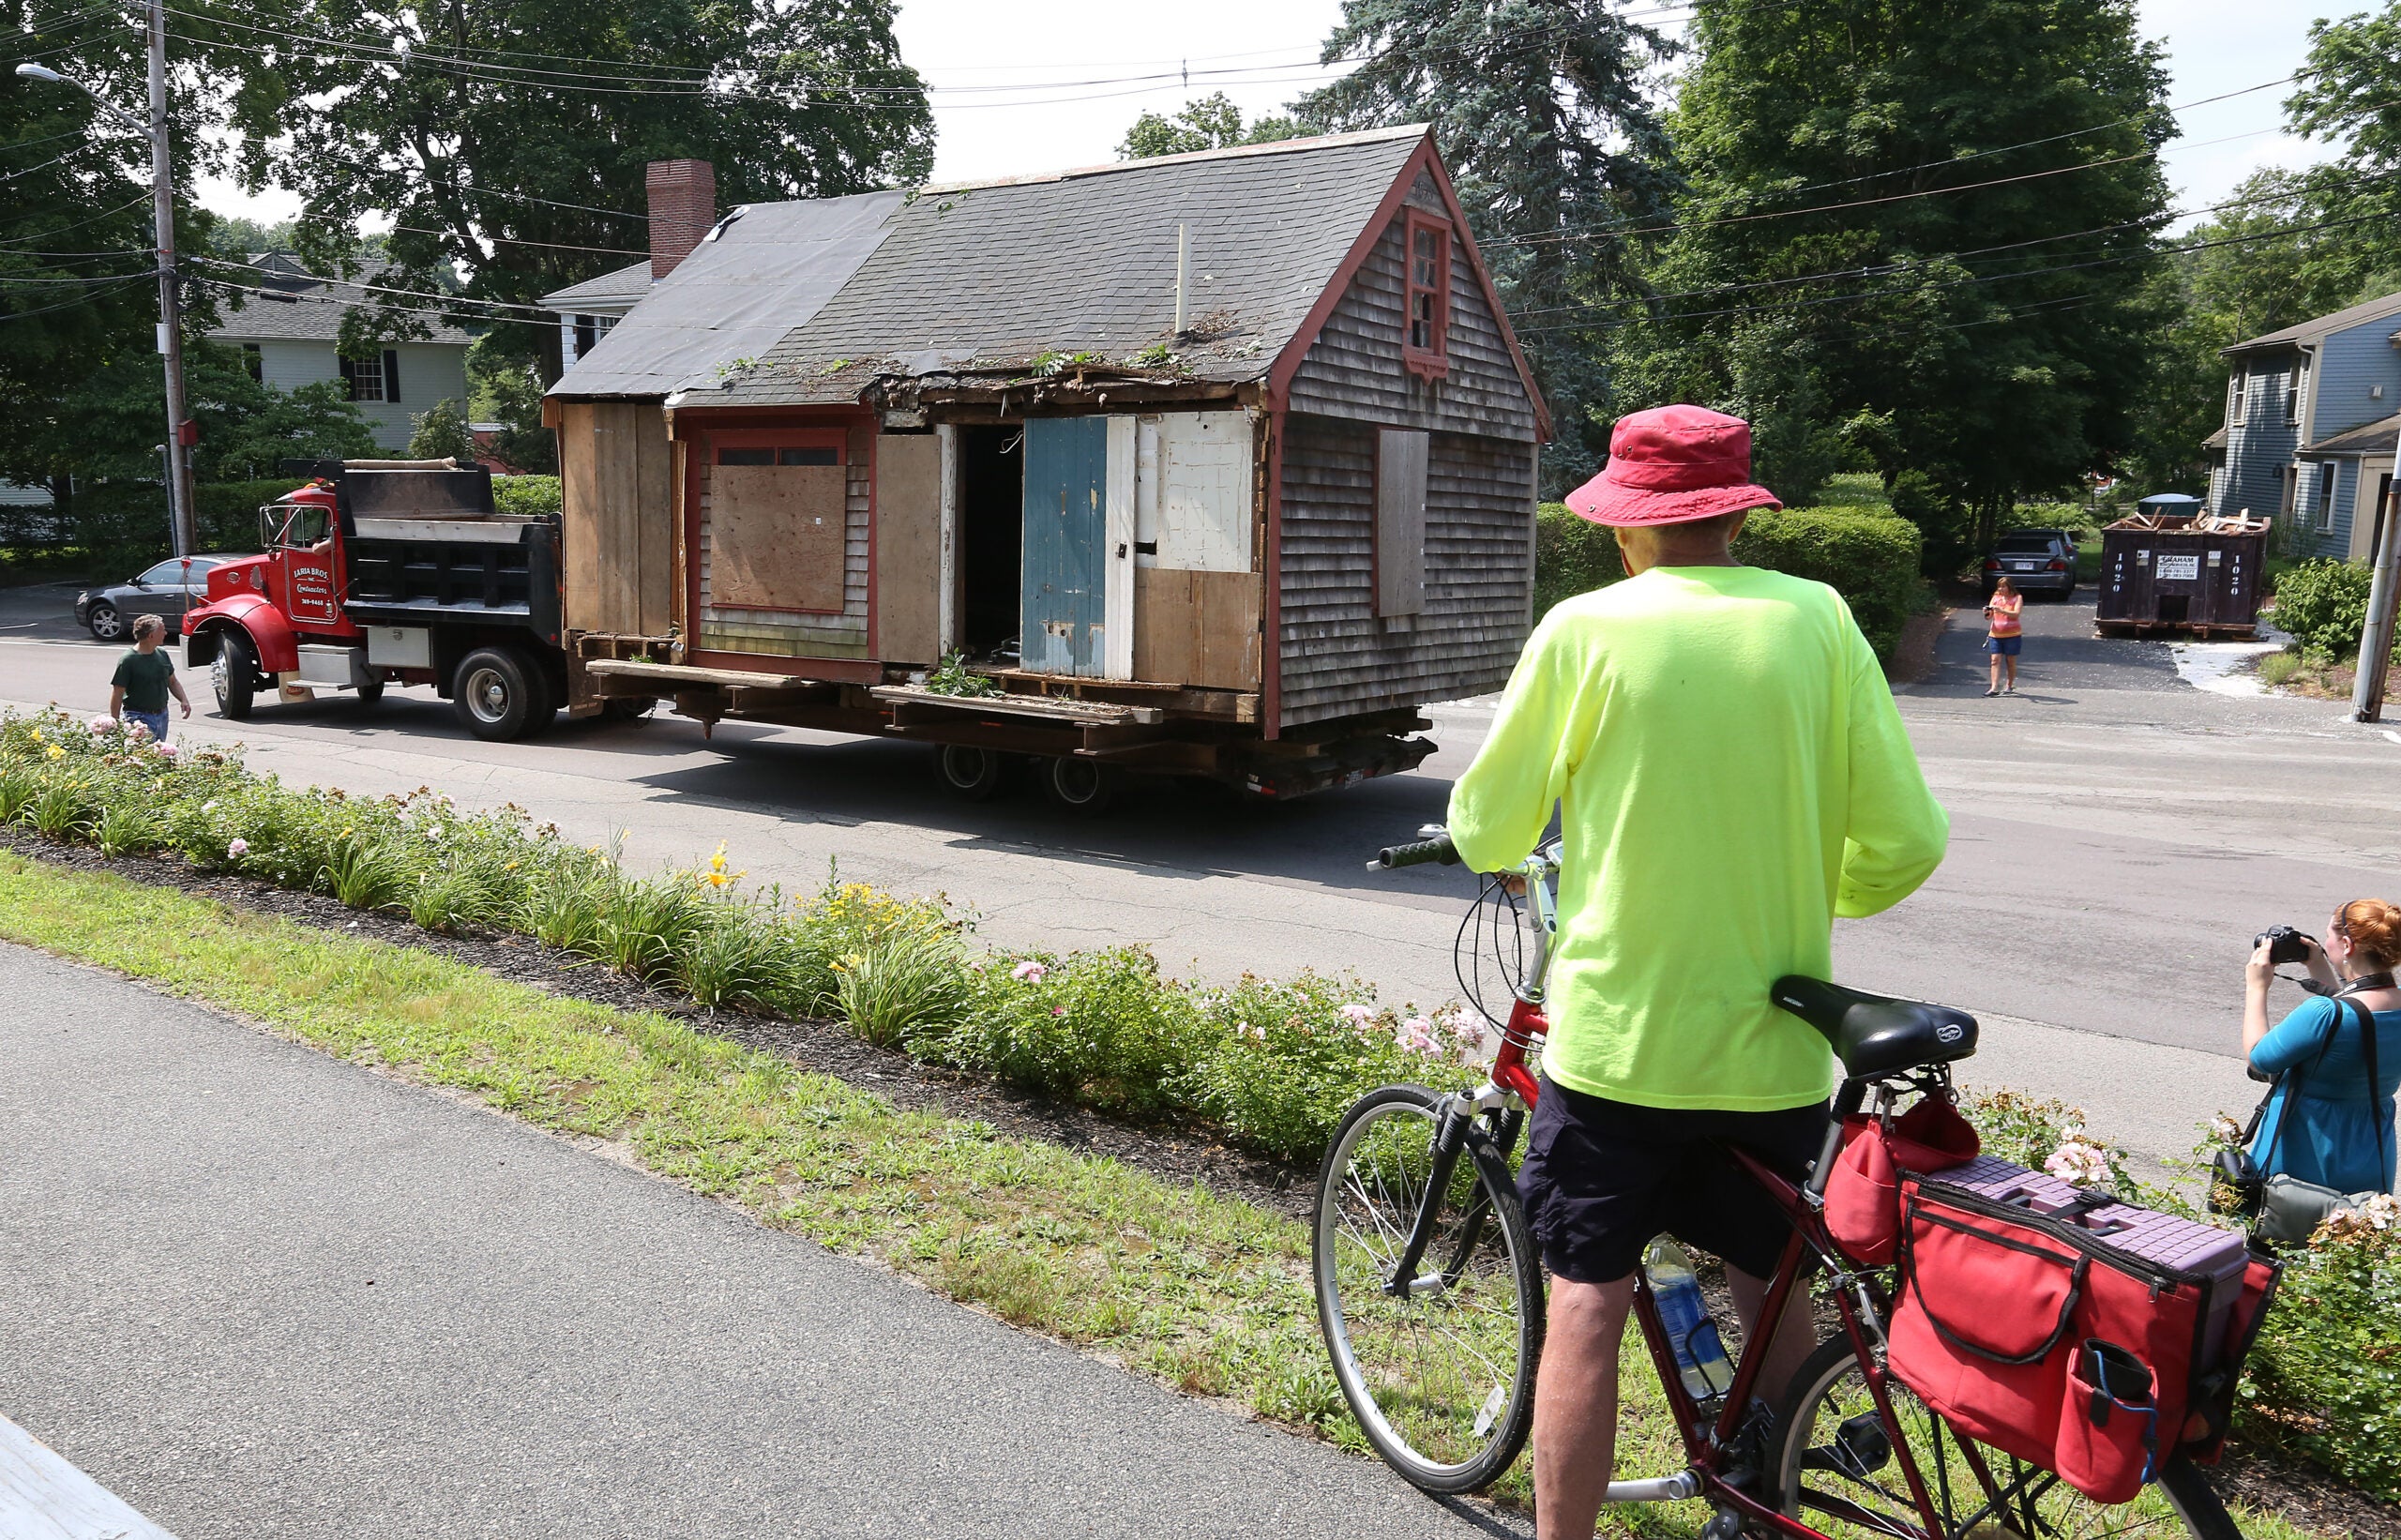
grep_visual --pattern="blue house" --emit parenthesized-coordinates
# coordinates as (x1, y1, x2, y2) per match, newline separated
(2209, 290, 2401, 561)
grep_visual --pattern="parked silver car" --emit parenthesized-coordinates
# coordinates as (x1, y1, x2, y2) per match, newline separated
(74, 555, 237, 642)
(1980, 529, 2077, 598)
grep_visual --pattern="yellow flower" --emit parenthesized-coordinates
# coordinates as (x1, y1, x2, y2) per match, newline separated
(44, 744, 63, 760)
(704, 868, 730, 888)
(709, 840, 729, 874)
(340, 825, 353, 838)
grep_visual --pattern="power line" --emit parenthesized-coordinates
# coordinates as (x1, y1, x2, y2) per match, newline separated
(0, 275, 153, 322)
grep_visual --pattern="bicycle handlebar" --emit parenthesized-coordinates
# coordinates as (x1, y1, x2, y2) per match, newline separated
(1367, 834, 1459, 871)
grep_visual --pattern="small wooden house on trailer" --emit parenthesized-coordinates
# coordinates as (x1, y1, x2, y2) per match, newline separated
(544, 128, 1549, 803)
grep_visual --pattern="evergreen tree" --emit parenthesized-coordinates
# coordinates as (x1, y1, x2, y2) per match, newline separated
(1295, 0, 1680, 492)
(1620, 0, 2172, 560)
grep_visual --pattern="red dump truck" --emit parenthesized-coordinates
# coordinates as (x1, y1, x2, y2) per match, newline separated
(181, 459, 580, 741)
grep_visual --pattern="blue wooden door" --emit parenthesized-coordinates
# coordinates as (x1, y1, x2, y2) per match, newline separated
(1019, 416, 1108, 676)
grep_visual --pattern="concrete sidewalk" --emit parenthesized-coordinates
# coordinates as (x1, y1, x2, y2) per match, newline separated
(0, 944, 1527, 1539)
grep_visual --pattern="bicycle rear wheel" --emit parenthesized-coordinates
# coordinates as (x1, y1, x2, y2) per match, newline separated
(1313, 1084, 1545, 1493)
(1774, 1336, 2240, 1539)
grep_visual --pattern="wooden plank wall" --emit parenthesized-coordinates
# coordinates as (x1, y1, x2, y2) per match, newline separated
(1283, 174, 1538, 444)
(875, 433, 943, 664)
(560, 400, 674, 637)
(1134, 568, 1261, 688)
(696, 425, 872, 658)
(1279, 413, 1534, 727)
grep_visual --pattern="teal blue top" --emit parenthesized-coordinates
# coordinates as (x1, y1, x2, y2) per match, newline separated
(2249, 994, 2401, 1195)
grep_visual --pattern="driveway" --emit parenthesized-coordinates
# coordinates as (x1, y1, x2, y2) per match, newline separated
(1909, 591, 2181, 699)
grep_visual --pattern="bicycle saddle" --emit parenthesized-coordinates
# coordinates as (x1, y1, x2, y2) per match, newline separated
(1771, 976, 1978, 1078)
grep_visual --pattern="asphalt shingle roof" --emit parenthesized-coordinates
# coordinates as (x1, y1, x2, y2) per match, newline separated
(541, 260, 653, 310)
(550, 190, 906, 400)
(2303, 411, 2401, 455)
(677, 126, 1428, 408)
(209, 256, 476, 345)
(2228, 288, 2401, 353)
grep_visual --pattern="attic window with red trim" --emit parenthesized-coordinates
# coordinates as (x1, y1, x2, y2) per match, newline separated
(1403, 210, 1450, 379)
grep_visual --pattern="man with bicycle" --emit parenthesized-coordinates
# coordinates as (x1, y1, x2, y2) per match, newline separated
(1448, 405, 1948, 1539)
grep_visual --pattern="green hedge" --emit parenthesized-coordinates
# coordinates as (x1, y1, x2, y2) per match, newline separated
(1534, 502, 1924, 659)
(492, 476, 560, 519)
(2269, 558, 2374, 657)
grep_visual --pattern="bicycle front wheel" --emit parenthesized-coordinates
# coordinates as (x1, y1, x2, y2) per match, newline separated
(1312, 1084, 1545, 1493)
(1774, 1336, 2241, 1540)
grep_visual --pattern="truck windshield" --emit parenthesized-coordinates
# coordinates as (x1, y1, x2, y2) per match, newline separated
(263, 501, 329, 549)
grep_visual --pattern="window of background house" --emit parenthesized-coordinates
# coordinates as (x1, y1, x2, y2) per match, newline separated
(339, 349, 400, 403)
(2288, 353, 2310, 426)
(2318, 464, 2338, 533)
(1375, 428, 1428, 618)
(241, 342, 263, 382)
(1402, 210, 1450, 378)
(2229, 366, 2247, 425)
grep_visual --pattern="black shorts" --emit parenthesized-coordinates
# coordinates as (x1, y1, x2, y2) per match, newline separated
(1517, 1077, 1830, 1284)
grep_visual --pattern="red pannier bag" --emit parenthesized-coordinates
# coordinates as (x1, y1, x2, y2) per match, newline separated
(1886, 1169, 2280, 1505)
(1822, 1094, 1981, 1264)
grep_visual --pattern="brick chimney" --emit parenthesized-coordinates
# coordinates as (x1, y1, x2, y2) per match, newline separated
(645, 159, 716, 279)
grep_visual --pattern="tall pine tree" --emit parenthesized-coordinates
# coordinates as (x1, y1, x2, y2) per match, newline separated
(1616, 0, 2171, 558)
(1297, 0, 1680, 492)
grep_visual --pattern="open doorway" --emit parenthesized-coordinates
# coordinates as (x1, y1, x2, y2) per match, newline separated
(958, 423, 1023, 662)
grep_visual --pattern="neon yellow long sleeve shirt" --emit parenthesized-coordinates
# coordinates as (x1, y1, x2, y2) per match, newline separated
(1447, 566, 1949, 1110)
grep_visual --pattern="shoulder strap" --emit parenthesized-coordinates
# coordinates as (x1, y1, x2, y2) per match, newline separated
(2340, 996, 2390, 1186)
(2263, 997, 2342, 1170)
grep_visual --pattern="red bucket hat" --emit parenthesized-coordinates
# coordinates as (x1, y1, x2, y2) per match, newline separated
(1565, 405, 1783, 527)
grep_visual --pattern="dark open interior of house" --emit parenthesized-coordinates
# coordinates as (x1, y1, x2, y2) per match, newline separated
(958, 421, 1024, 662)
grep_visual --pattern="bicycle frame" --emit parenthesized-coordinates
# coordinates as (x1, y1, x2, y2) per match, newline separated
(1380, 838, 2014, 1539)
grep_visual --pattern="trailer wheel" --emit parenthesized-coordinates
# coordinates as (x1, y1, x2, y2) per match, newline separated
(453, 647, 544, 741)
(935, 744, 1005, 802)
(355, 680, 385, 706)
(211, 630, 257, 720)
(1041, 755, 1122, 815)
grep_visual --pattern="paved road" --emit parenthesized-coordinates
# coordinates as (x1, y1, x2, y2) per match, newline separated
(6, 581, 2393, 1159)
(0, 944, 1528, 1539)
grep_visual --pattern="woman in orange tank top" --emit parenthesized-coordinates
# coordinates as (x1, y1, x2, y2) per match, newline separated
(1984, 576, 2023, 696)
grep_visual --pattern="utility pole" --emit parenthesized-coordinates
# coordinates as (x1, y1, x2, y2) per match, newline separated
(146, 0, 193, 560)
(15, 2, 190, 558)
(2352, 479, 2401, 721)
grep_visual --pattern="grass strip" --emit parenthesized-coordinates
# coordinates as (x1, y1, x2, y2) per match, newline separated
(0, 853, 2337, 1539)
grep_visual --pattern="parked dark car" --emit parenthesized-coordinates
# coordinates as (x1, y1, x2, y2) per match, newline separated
(1981, 529, 2077, 598)
(75, 555, 238, 641)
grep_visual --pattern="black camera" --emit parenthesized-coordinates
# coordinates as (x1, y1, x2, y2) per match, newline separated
(2256, 925, 2318, 966)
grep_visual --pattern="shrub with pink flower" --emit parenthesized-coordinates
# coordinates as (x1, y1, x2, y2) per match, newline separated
(2044, 1139, 2111, 1187)
(86, 715, 117, 735)
(1395, 1016, 1441, 1057)
(1442, 1009, 1486, 1051)
(1338, 1002, 1376, 1031)
(1011, 959, 1048, 984)
(153, 741, 177, 760)
(226, 838, 249, 858)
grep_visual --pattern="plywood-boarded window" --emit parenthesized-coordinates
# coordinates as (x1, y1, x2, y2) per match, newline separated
(710, 439, 847, 613)
(1376, 428, 1428, 617)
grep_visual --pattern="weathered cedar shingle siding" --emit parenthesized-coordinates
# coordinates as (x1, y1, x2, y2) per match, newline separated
(1284, 176, 1536, 444)
(1279, 414, 1534, 725)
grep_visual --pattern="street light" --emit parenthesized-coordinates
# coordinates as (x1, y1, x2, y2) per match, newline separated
(15, 0, 196, 559)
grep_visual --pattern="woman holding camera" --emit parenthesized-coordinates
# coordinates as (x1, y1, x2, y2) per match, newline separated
(2243, 900, 2401, 1198)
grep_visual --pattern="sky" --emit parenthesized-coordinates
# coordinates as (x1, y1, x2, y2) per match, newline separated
(194, 0, 2358, 233)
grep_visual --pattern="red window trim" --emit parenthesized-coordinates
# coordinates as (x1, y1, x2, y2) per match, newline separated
(1402, 209, 1451, 382)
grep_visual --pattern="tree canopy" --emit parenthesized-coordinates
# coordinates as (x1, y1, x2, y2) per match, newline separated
(207, 0, 933, 381)
(1295, 0, 1681, 493)
(1614, 0, 2172, 558)
(1119, 93, 1301, 159)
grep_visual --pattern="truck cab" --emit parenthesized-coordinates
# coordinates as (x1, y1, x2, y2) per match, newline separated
(183, 459, 568, 740)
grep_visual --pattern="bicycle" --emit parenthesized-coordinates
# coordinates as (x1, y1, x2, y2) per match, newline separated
(1312, 826, 2241, 1539)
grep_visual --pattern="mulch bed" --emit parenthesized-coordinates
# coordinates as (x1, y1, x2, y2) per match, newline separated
(0, 831, 1320, 1222)
(8, 832, 2396, 1535)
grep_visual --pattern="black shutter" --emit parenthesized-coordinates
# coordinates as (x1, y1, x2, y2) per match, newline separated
(384, 349, 401, 404)
(338, 355, 357, 400)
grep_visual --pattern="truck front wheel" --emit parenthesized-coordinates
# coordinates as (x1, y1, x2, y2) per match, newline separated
(453, 647, 547, 741)
(211, 631, 257, 720)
